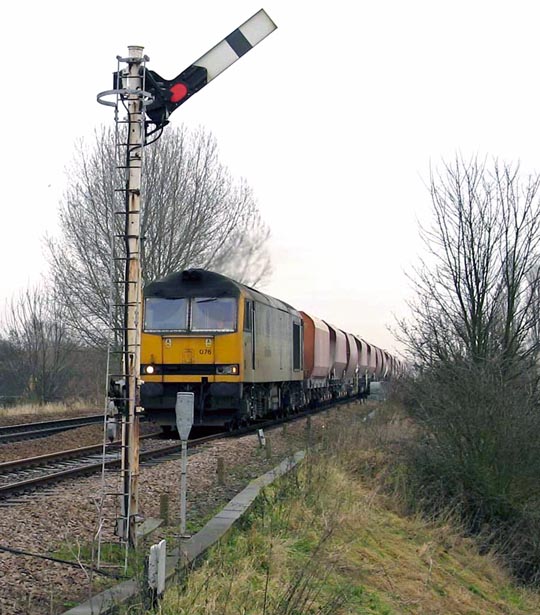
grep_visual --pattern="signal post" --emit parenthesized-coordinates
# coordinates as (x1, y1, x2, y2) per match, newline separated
(98, 9, 277, 550)
(122, 46, 145, 546)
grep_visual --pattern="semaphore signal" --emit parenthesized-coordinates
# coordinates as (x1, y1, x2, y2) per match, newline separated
(96, 8, 277, 559)
(109, 9, 277, 131)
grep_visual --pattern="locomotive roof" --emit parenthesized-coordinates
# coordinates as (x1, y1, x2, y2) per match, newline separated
(144, 269, 299, 315)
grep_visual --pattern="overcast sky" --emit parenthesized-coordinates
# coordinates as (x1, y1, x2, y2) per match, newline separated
(1, 0, 540, 354)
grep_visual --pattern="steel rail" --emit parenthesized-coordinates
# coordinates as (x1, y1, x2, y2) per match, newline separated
(0, 415, 104, 443)
(0, 432, 226, 499)
(0, 433, 160, 473)
(0, 397, 363, 500)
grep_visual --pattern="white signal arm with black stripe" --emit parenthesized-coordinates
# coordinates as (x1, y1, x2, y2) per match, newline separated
(144, 9, 277, 128)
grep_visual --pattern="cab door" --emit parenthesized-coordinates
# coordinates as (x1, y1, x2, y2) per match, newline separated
(243, 300, 256, 380)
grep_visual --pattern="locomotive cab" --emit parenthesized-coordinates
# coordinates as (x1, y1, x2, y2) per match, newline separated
(141, 271, 244, 427)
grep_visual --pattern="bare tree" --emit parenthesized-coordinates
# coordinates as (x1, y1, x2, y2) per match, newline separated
(141, 127, 271, 283)
(400, 157, 540, 376)
(396, 157, 540, 583)
(1, 287, 74, 404)
(46, 125, 271, 345)
(0, 338, 22, 405)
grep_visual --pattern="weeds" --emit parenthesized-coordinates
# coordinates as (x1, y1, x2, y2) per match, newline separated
(137, 403, 540, 615)
(57, 403, 534, 615)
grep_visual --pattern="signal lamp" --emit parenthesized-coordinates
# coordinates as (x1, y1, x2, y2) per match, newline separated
(169, 82, 188, 103)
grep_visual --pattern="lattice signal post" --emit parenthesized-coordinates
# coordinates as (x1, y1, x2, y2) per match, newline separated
(97, 9, 277, 551)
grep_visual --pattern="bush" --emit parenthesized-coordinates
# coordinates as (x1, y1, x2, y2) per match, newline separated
(396, 361, 540, 583)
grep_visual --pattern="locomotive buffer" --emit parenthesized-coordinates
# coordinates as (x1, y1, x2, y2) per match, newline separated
(97, 9, 277, 556)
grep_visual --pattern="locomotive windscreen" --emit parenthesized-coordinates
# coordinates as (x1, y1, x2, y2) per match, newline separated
(191, 297, 237, 332)
(144, 297, 188, 331)
(143, 295, 237, 332)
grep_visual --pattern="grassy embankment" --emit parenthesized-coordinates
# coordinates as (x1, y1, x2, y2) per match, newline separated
(150, 403, 540, 615)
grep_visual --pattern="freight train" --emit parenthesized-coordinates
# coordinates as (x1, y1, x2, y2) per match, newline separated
(140, 269, 399, 431)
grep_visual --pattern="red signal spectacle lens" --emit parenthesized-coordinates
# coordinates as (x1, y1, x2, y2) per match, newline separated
(169, 83, 188, 103)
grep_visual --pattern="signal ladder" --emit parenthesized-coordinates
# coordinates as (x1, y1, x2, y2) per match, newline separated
(96, 51, 151, 574)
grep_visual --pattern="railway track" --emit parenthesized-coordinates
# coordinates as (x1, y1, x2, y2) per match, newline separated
(0, 399, 360, 503)
(0, 431, 224, 502)
(0, 414, 103, 444)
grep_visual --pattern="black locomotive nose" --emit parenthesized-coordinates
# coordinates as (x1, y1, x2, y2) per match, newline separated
(182, 269, 203, 281)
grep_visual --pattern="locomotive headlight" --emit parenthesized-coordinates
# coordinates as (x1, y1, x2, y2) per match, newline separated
(145, 365, 155, 374)
(217, 364, 239, 375)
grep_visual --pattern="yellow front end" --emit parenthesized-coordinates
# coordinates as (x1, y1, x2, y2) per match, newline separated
(140, 296, 246, 427)
(141, 329, 244, 384)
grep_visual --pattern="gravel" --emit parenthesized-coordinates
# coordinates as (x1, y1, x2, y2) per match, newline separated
(0, 425, 105, 464)
(0, 419, 159, 464)
(0, 405, 353, 615)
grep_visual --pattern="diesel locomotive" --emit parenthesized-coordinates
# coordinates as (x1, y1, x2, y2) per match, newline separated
(140, 269, 398, 430)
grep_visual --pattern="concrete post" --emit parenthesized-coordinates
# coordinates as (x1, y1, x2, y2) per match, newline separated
(121, 45, 145, 548)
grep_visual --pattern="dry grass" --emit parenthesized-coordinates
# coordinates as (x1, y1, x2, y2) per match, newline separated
(149, 404, 540, 615)
(0, 399, 96, 420)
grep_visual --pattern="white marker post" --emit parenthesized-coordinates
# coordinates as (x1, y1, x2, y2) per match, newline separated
(148, 539, 166, 597)
(175, 392, 194, 537)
